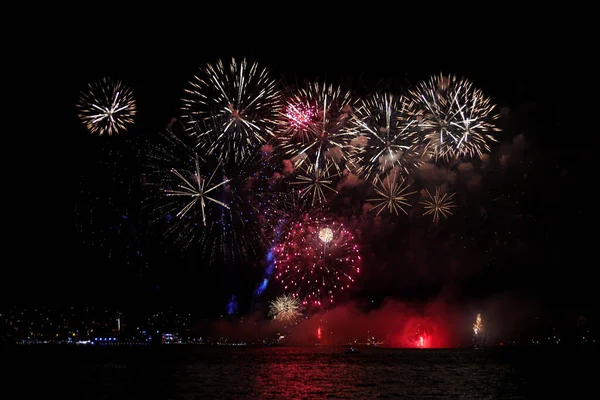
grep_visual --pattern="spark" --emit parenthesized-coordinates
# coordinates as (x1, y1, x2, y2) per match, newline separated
(77, 77, 136, 136)
(420, 186, 457, 223)
(366, 172, 416, 216)
(181, 58, 281, 164)
(349, 93, 424, 181)
(291, 160, 338, 206)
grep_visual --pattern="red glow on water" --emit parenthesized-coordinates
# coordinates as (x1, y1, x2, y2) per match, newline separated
(317, 326, 322, 340)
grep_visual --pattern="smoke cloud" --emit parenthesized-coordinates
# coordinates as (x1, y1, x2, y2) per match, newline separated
(336, 170, 363, 191)
(282, 159, 294, 175)
(260, 144, 274, 155)
(202, 291, 542, 348)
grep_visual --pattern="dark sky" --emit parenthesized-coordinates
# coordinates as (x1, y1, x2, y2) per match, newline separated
(6, 22, 593, 320)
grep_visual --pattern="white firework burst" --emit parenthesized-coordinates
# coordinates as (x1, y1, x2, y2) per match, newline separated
(366, 171, 416, 216)
(181, 58, 282, 164)
(77, 77, 136, 136)
(164, 157, 230, 227)
(349, 92, 424, 181)
(291, 160, 339, 206)
(420, 186, 457, 223)
(410, 74, 500, 160)
(269, 294, 302, 325)
(278, 81, 357, 173)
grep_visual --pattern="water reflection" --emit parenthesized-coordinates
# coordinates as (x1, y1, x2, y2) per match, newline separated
(171, 347, 526, 399)
(6, 346, 594, 399)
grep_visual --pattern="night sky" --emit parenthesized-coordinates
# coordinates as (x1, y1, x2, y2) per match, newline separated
(7, 22, 593, 321)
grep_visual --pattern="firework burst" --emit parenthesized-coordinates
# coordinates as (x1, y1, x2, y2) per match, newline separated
(366, 171, 416, 216)
(141, 130, 264, 264)
(181, 58, 281, 164)
(409, 74, 500, 160)
(268, 294, 303, 325)
(142, 131, 228, 238)
(291, 160, 338, 206)
(164, 157, 230, 227)
(319, 227, 333, 243)
(278, 81, 356, 173)
(420, 186, 457, 223)
(285, 102, 315, 131)
(273, 217, 361, 306)
(77, 77, 136, 136)
(349, 93, 424, 181)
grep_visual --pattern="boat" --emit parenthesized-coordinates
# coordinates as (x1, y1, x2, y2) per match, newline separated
(345, 347, 359, 353)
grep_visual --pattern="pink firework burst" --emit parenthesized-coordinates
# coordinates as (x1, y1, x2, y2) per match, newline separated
(285, 102, 315, 129)
(273, 216, 361, 307)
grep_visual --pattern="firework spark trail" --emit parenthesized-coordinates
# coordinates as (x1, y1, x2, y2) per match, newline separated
(278, 81, 357, 173)
(291, 160, 338, 206)
(366, 171, 417, 216)
(473, 313, 483, 336)
(420, 186, 457, 223)
(77, 77, 136, 136)
(268, 294, 303, 325)
(273, 217, 361, 306)
(181, 58, 282, 164)
(409, 74, 500, 160)
(349, 93, 424, 181)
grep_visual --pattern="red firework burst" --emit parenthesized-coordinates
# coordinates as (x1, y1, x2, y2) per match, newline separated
(273, 216, 361, 307)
